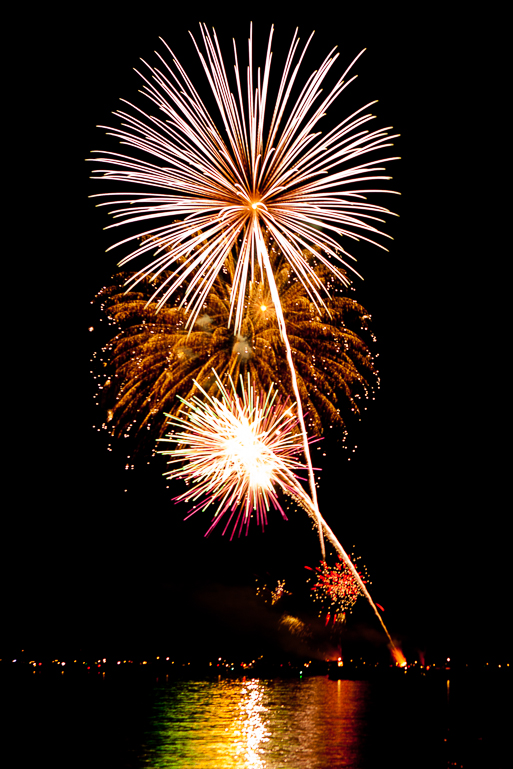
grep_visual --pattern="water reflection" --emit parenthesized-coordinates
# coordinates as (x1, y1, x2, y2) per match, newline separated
(140, 677, 371, 768)
(235, 680, 268, 767)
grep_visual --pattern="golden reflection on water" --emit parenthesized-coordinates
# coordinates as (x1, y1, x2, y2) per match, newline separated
(142, 677, 370, 768)
(235, 680, 268, 767)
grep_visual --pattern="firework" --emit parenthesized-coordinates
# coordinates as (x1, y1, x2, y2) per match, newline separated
(90, 26, 398, 333)
(256, 577, 291, 605)
(306, 555, 371, 622)
(93, 247, 378, 455)
(159, 371, 314, 538)
(91, 26, 398, 554)
(90, 28, 402, 658)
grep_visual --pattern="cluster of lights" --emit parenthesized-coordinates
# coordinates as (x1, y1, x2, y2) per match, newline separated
(5, 652, 511, 677)
(255, 578, 291, 605)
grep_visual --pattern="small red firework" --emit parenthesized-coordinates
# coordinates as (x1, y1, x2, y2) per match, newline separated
(305, 556, 370, 620)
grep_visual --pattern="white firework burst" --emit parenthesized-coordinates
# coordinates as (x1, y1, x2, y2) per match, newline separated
(90, 24, 399, 334)
(159, 371, 312, 538)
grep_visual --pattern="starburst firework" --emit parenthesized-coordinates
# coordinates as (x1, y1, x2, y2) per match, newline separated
(159, 371, 313, 538)
(91, 25, 398, 333)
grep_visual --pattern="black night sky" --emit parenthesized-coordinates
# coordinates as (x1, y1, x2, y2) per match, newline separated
(8, 6, 508, 666)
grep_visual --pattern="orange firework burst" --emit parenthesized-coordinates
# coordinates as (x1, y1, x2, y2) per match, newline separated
(92, 249, 378, 457)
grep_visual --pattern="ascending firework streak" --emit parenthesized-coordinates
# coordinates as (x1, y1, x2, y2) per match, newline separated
(161, 371, 398, 652)
(91, 25, 399, 557)
(317, 517, 395, 649)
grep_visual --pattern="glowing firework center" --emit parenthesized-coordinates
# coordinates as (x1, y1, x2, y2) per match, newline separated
(223, 420, 274, 492)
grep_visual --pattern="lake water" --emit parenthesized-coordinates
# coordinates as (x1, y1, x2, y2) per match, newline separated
(136, 676, 435, 768)
(8, 671, 508, 768)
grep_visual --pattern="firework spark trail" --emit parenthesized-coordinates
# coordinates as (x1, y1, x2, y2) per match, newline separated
(299, 497, 397, 650)
(312, 508, 396, 651)
(271, 469, 397, 649)
(91, 24, 398, 561)
(240, 428, 397, 650)
(256, 224, 325, 555)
